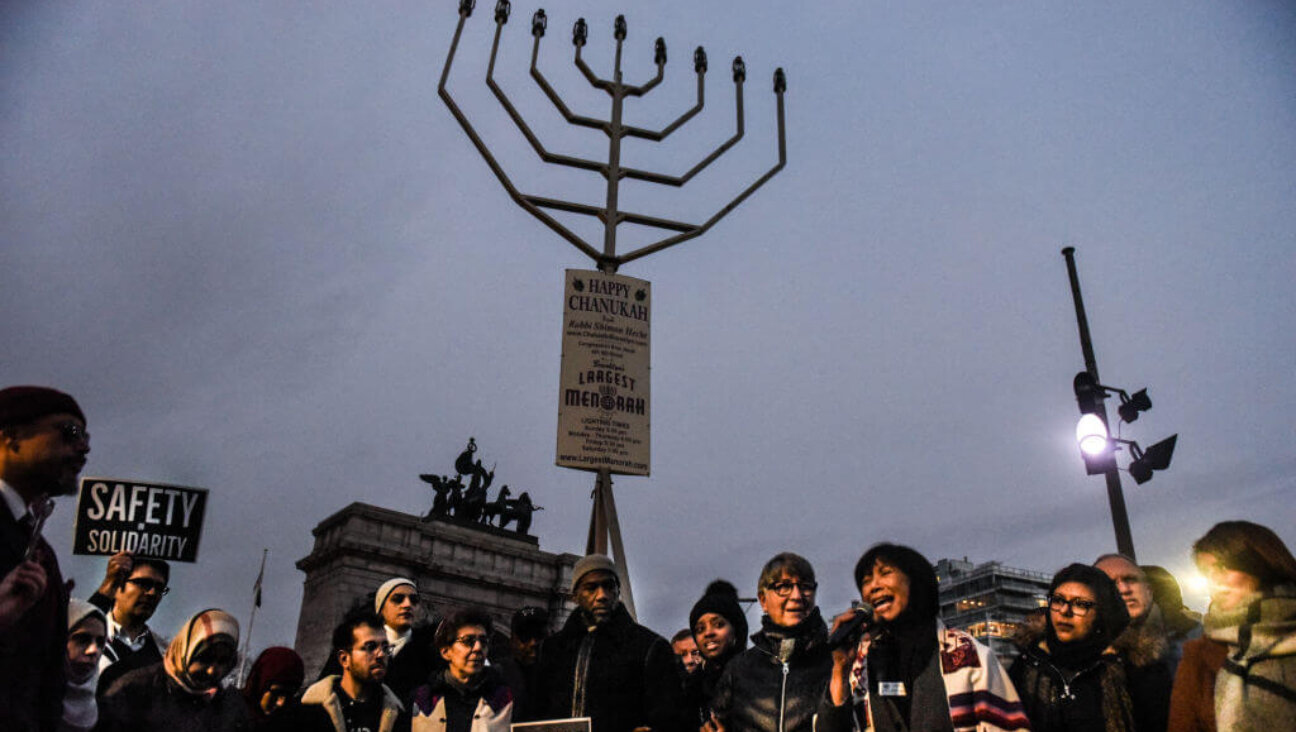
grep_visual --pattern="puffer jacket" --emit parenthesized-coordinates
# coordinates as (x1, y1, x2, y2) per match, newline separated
(710, 610, 832, 732)
(533, 604, 681, 732)
(1008, 641, 1134, 732)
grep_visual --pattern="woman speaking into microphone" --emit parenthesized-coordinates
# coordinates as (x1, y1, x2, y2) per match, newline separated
(818, 544, 1029, 732)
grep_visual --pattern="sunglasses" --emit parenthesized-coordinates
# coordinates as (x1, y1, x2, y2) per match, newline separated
(387, 591, 420, 606)
(56, 421, 90, 446)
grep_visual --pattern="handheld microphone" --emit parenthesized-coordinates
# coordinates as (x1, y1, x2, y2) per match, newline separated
(827, 602, 875, 649)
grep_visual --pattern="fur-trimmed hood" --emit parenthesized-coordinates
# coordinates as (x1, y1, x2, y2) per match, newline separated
(1111, 603, 1172, 668)
(301, 675, 403, 732)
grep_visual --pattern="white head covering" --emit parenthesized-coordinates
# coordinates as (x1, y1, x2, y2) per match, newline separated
(375, 577, 417, 614)
(64, 598, 108, 731)
(68, 597, 106, 632)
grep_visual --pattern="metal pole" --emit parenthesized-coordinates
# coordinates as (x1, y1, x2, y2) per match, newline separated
(578, 22, 639, 617)
(1061, 247, 1136, 559)
(237, 548, 268, 685)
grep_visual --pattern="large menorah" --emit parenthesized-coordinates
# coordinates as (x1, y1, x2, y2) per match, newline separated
(439, 0, 787, 613)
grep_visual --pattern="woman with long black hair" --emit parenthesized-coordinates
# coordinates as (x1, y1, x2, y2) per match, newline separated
(820, 543, 1028, 732)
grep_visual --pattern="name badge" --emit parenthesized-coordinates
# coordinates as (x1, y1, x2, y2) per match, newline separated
(879, 682, 907, 697)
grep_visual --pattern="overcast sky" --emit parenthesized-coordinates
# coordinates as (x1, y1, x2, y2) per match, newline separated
(4, 0, 1294, 656)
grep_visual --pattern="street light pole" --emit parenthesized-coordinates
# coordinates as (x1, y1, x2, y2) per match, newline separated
(1061, 247, 1136, 560)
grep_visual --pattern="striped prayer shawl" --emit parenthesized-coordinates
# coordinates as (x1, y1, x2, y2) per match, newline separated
(845, 621, 1030, 731)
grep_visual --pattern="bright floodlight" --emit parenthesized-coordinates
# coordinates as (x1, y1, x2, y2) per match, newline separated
(1076, 414, 1109, 455)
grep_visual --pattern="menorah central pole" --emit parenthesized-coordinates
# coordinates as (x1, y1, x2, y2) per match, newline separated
(601, 35, 626, 273)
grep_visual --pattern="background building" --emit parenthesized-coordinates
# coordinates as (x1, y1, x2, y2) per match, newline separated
(294, 502, 578, 675)
(935, 557, 1053, 660)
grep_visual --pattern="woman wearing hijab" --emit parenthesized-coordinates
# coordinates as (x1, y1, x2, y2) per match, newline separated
(97, 608, 251, 731)
(1168, 520, 1296, 732)
(62, 598, 107, 732)
(819, 543, 1028, 732)
(241, 646, 305, 731)
(1009, 563, 1135, 732)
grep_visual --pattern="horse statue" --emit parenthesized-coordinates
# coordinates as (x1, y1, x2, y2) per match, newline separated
(481, 486, 511, 526)
(497, 491, 543, 535)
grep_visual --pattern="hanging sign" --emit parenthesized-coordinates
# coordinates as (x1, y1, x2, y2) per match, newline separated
(71, 477, 208, 562)
(556, 269, 650, 475)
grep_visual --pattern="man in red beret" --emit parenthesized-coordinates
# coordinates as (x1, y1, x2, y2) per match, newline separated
(0, 385, 90, 732)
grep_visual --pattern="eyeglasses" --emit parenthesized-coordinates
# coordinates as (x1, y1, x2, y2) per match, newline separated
(455, 634, 489, 648)
(126, 577, 170, 595)
(56, 422, 89, 446)
(767, 580, 817, 597)
(388, 592, 420, 606)
(1049, 594, 1097, 617)
(354, 640, 392, 655)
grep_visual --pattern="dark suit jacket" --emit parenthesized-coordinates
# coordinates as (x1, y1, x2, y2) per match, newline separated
(0, 498, 68, 732)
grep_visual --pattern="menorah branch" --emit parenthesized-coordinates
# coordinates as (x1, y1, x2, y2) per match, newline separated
(487, 18, 607, 175)
(617, 80, 787, 266)
(531, 34, 609, 133)
(618, 73, 743, 186)
(439, 7, 603, 262)
(439, 4, 787, 271)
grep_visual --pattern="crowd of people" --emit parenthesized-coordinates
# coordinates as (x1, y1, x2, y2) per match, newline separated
(3, 384, 1295, 732)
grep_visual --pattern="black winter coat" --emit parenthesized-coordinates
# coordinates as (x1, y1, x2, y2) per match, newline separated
(709, 612, 832, 732)
(96, 662, 252, 732)
(0, 500, 67, 732)
(533, 604, 681, 732)
(1008, 643, 1135, 732)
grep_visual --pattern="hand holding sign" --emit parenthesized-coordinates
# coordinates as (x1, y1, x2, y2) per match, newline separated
(95, 551, 134, 596)
(73, 478, 208, 563)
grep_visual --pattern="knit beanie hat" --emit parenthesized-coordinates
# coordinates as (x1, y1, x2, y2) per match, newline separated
(375, 577, 417, 614)
(0, 386, 85, 427)
(570, 554, 619, 593)
(689, 579, 749, 649)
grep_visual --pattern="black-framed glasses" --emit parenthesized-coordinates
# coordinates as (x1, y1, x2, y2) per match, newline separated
(354, 640, 392, 655)
(767, 580, 817, 597)
(126, 577, 170, 595)
(455, 634, 489, 648)
(56, 421, 89, 446)
(1049, 594, 1097, 617)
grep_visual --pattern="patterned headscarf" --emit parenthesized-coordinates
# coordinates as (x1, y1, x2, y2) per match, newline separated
(164, 609, 240, 697)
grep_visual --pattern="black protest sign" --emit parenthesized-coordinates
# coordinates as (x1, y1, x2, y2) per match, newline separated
(72, 477, 208, 562)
